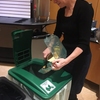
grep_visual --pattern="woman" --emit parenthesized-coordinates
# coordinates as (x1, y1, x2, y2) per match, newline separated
(43, 0, 94, 99)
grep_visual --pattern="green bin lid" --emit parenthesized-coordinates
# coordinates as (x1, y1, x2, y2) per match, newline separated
(11, 29, 33, 66)
(8, 60, 72, 100)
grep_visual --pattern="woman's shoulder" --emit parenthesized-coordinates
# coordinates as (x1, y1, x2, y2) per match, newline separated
(76, 0, 94, 14)
(77, 0, 92, 9)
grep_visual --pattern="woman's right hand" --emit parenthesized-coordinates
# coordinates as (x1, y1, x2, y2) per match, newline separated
(43, 48, 51, 58)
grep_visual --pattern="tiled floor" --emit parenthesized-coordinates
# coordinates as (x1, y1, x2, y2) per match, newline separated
(0, 62, 99, 100)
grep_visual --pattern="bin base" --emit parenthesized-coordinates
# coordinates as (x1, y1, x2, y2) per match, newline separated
(9, 77, 72, 100)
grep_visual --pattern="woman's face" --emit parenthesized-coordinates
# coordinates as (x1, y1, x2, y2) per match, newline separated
(53, 0, 67, 8)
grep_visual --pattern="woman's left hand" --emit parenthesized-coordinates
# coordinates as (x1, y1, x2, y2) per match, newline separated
(52, 58, 67, 70)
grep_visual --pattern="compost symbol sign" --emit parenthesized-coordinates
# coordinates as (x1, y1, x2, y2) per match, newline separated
(40, 80, 56, 94)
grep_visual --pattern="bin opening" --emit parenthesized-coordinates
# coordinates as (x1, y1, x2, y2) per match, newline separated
(0, 77, 25, 100)
(23, 63, 55, 79)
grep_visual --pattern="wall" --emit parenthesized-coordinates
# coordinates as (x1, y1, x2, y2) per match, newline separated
(94, 0, 100, 27)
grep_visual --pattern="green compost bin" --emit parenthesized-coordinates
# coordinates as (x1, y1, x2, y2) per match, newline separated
(8, 29, 72, 100)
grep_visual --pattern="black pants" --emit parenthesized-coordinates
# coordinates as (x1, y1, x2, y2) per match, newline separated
(63, 52, 92, 100)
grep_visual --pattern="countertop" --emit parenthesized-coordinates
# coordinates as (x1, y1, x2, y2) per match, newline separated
(0, 16, 56, 26)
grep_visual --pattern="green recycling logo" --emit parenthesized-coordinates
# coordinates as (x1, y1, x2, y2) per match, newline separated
(40, 80, 56, 94)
